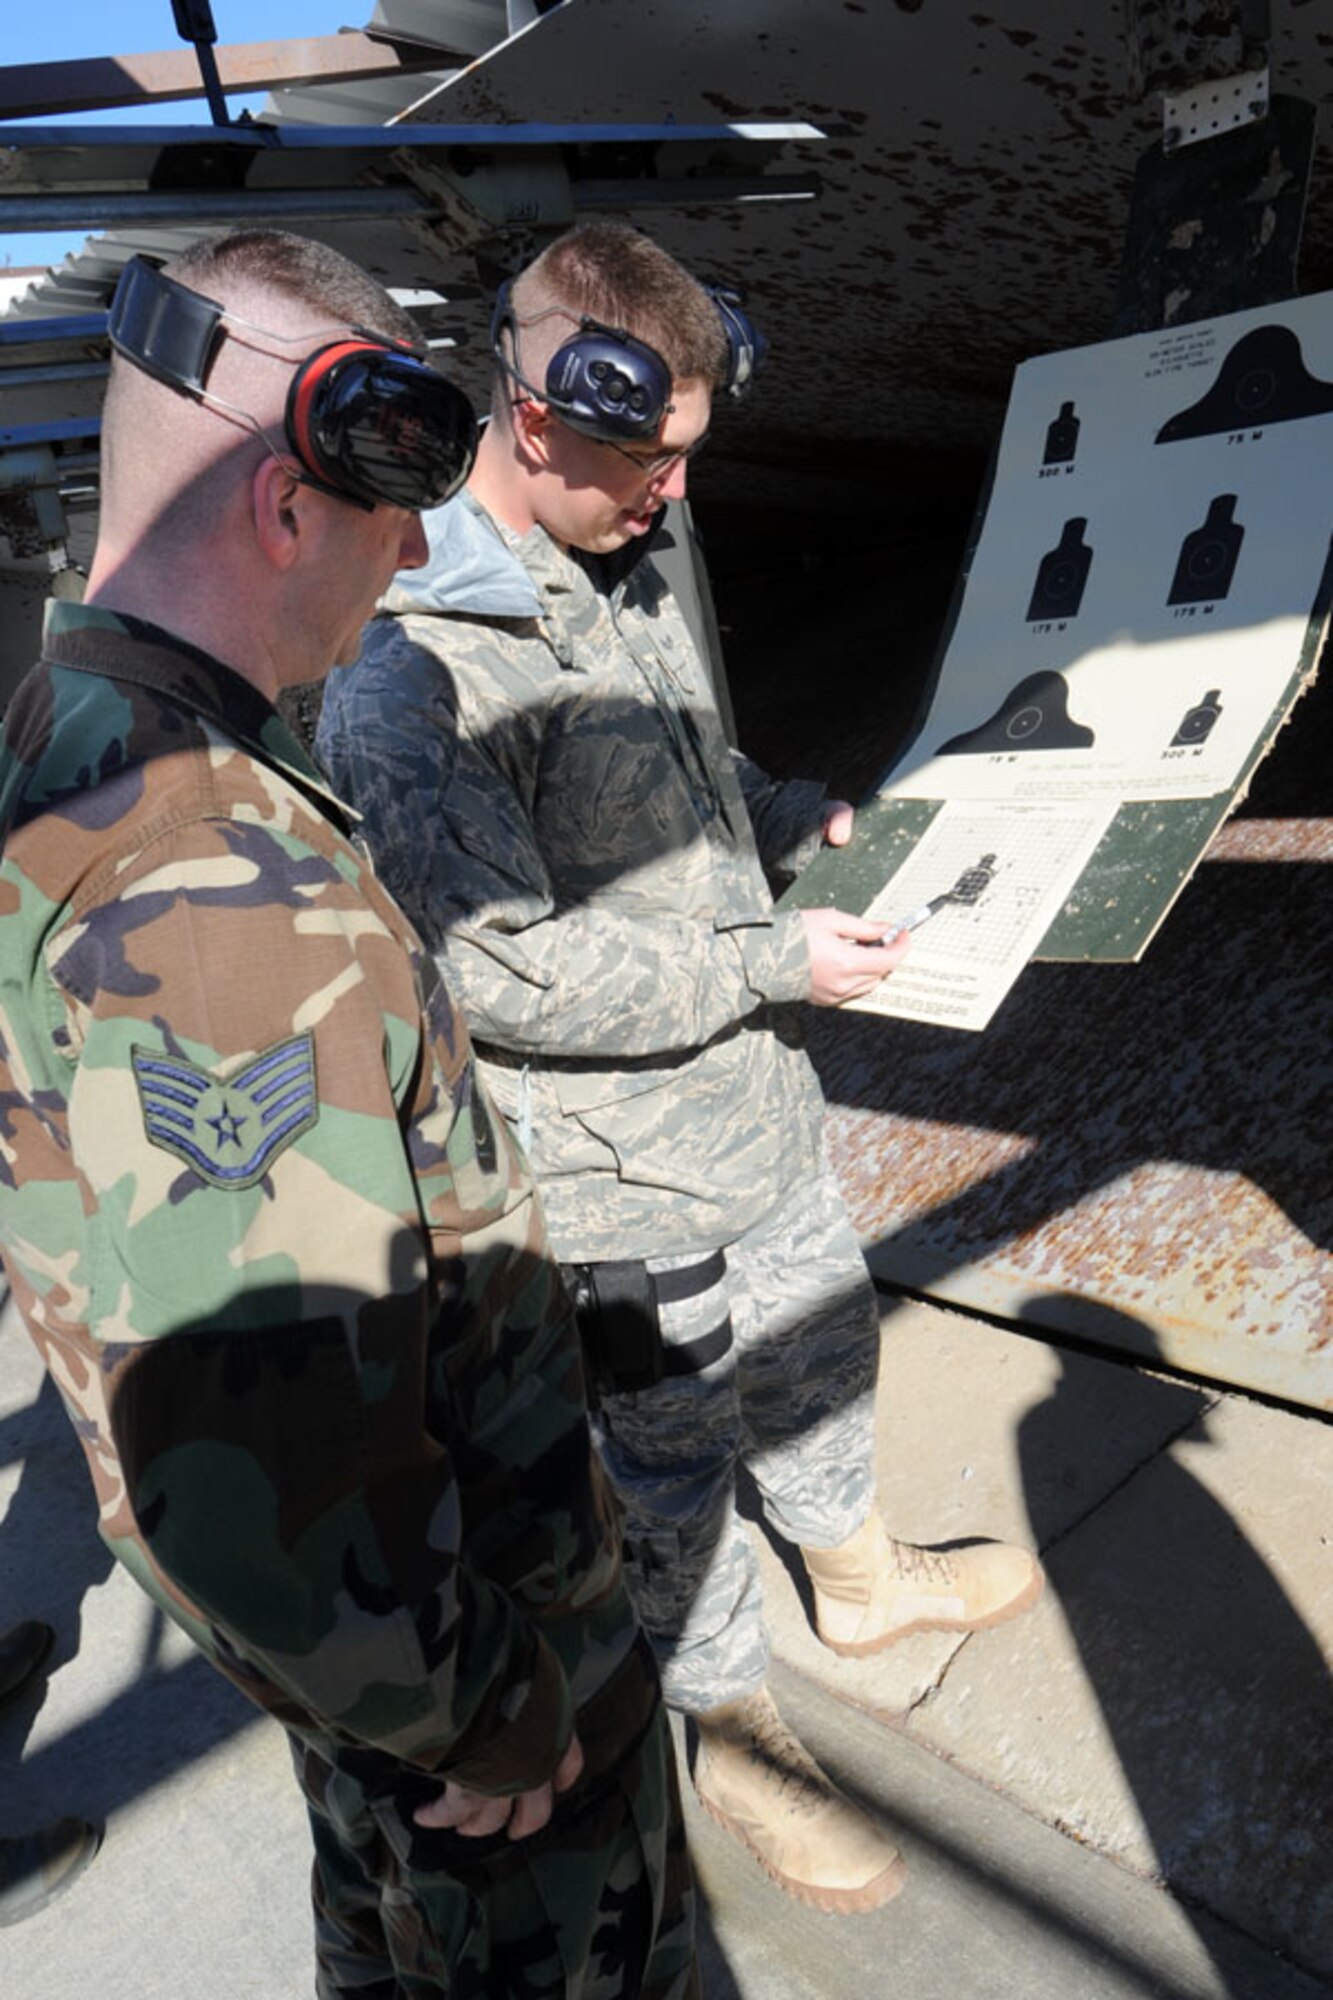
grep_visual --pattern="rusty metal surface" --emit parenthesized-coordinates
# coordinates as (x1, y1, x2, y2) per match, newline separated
(13, 3, 1333, 502)
(397, 0, 1333, 506)
(807, 756, 1333, 1408)
(1123, 0, 1264, 102)
(1112, 89, 1315, 333)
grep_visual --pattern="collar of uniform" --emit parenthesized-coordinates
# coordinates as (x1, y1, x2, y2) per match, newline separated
(41, 600, 358, 832)
(484, 511, 582, 602)
(489, 514, 665, 605)
(469, 512, 593, 674)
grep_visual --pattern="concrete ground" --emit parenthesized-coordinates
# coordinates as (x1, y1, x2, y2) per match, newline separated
(2, 1281, 1331, 1999)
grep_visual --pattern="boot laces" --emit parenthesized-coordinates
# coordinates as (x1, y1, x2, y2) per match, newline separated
(736, 1695, 835, 1815)
(886, 1538, 958, 1588)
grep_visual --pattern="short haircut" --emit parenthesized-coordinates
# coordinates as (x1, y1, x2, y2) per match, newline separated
(97, 230, 420, 560)
(510, 222, 728, 390)
(165, 228, 419, 348)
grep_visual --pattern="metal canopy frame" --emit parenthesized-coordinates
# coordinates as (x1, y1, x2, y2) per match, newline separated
(0, 118, 822, 234)
(0, 108, 821, 557)
(0, 35, 457, 121)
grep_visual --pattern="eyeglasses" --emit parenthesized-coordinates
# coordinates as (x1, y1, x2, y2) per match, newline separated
(594, 430, 711, 482)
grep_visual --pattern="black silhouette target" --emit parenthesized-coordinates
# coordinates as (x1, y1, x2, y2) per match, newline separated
(1168, 495, 1244, 605)
(1042, 400, 1080, 466)
(1026, 518, 1092, 622)
(939, 671, 1095, 755)
(1156, 324, 1333, 442)
(1171, 690, 1223, 746)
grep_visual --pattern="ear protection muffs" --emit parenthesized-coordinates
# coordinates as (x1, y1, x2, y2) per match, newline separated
(108, 256, 478, 512)
(282, 337, 478, 511)
(490, 272, 766, 443)
(489, 281, 671, 442)
(705, 283, 768, 398)
(543, 322, 674, 442)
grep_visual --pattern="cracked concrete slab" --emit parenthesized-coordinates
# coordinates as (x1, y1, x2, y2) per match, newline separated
(748, 1296, 1209, 1716)
(754, 1299, 1333, 1985)
(915, 1383, 1333, 1981)
(686, 1663, 1333, 2000)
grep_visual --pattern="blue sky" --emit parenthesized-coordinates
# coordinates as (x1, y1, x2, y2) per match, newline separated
(3, 0, 361, 271)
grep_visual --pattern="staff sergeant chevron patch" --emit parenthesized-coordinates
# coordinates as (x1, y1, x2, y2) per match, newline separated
(131, 1034, 319, 1189)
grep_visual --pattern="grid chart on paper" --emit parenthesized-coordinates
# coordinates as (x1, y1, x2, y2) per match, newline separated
(869, 809, 1098, 967)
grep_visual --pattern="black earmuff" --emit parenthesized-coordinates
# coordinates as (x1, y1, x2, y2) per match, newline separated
(108, 256, 478, 512)
(283, 338, 478, 512)
(544, 324, 674, 442)
(489, 280, 671, 442)
(490, 272, 766, 441)
(705, 283, 768, 399)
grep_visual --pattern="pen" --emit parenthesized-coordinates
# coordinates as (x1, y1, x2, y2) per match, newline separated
(899, 894, 952, 931)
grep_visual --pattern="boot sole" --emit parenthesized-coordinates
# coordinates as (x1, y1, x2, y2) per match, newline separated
(694, 1789, 908, 1914)
(0, 1821, 103, 1929)
(818, 1565, 1046, 1659)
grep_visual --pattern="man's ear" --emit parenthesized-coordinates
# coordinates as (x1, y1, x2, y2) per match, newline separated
(252, 456, 307, 570)
(511, 397, 559, 469)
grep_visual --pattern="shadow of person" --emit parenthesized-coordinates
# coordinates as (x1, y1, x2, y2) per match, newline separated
(1015, 1297, 1333, 1990)
(0, 1368, 115, 1921)
(0, 1361, 257, 1840)
(690, 1878, 746, 2000)
(0, 1372, 114, 1766)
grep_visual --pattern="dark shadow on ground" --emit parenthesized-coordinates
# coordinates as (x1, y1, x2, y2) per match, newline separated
(0, 1363, 257, 1838)
(1014, 1300, 1333, 1990)
(1, 1373, 114, 1754)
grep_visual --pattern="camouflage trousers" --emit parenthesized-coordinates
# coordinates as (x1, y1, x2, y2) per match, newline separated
(291, 1635, 699, 1999)
(591, 1163, 880, 1713)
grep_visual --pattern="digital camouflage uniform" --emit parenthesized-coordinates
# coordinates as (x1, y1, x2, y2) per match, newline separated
(316, 496, 882, 1714)
(0, 601, 697, 1998)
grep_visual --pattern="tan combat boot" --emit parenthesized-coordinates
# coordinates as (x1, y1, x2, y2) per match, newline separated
(693, 1686, 906, 1914)
(803, 1512, 1044, 1658)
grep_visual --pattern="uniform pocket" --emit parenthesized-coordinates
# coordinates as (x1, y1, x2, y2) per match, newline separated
(550, 1064, 718, 1204)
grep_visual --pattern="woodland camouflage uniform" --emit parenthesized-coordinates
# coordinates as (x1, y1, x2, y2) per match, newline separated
(317, 496, 884, 1713)
(0, 601, 696, 1997)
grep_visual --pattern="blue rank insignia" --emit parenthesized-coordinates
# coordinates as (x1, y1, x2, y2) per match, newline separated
(131, 1034, 319, 1189)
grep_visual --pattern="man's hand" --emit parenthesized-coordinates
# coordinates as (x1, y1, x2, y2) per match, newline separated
(822, 800, 856, 848)
(412, 1734, 585, 1841)
(800, 907, 910, 1006)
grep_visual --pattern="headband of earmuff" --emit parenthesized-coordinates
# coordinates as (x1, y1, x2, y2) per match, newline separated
(108, 256, 478, 512)
(489, 273, 766, 444)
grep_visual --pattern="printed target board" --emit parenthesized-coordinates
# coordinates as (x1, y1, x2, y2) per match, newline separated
(885, 298, 1333, 806)
(786, 293, 1333, 1029)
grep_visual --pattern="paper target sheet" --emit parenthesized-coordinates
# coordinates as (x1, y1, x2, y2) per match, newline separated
(847, 799, 1119, 1032)
(882, 293, 1333, 806)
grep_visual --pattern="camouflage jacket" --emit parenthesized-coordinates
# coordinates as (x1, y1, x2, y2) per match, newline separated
(317, 494, 830, 1263)
(0, 602, 639, 1798)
